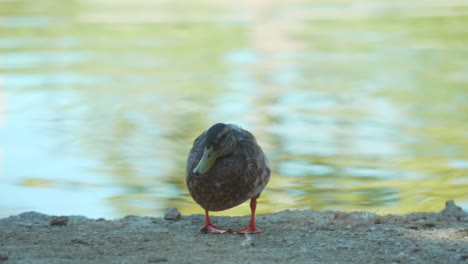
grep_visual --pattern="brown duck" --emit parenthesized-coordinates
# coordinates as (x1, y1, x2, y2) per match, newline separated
(186, 123, 270, 234)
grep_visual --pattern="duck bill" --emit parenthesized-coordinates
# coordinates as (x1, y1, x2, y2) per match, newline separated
(193, 147, 216, 175)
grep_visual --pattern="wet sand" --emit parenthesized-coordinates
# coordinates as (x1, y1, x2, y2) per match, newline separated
(0, 200, 467, 263)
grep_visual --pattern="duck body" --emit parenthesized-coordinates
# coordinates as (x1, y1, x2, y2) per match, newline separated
(186, 123, 270, 233)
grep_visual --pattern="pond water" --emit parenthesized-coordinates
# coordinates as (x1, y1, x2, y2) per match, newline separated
(1, 0, 467, 219)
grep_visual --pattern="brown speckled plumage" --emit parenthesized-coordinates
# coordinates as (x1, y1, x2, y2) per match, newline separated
(186, 123, 270, 212)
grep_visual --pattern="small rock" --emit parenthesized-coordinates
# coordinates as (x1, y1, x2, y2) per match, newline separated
(441, 200, 462, 214)
(164, 208, 181, 221)
(147, 257, 168, 263)
(50, 216, 69, 226)
(440, 200, 466, 220)
(0, 254, 8, 261)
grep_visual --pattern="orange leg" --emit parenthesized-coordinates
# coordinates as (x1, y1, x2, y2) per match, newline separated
(199, 210, 229, 234)
(235, 198, 261, 234)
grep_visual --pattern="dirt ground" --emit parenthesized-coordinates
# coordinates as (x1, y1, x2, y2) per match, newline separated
(0, 200, 467, 264)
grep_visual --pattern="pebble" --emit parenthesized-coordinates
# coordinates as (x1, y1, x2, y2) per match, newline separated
(0, 255, 8, 261)
(164, 208, 181, 221)
(50, 216, 69, 226)
(442, 200, 461, 213)
(440, 200, 467, 221)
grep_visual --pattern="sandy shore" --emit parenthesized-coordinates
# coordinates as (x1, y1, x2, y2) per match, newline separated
(0, 200, 467, 264)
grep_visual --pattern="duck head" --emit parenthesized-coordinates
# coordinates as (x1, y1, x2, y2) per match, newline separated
(193, 123, 236, 175)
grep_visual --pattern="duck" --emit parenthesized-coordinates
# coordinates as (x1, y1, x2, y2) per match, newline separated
(186, 123, 270, 234)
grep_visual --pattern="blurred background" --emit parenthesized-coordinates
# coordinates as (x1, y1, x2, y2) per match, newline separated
(0, 0, 467, 219)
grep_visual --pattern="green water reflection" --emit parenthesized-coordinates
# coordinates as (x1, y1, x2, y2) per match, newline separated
(0, 0, 467, 218)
